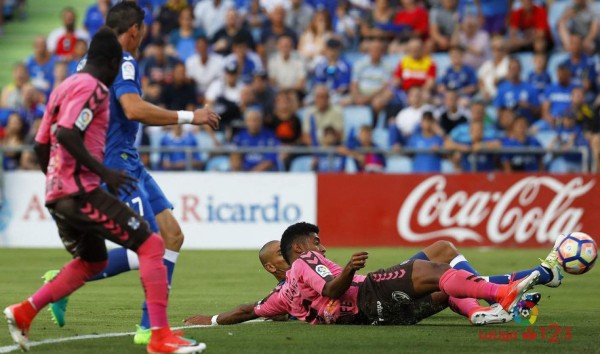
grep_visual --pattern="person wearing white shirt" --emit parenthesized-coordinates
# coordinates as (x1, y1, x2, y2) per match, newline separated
(185, 35, 225, 95)
(46, 7, 91, 56)
(193, 0, 234, 38)
(395, 87, 433, 138)
(205, 60, 244, 105)
(477, 36, 509, 102)
(267, 34, 306, 92)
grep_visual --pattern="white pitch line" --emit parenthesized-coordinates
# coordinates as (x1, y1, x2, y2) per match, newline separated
(0, 320, 264, 353)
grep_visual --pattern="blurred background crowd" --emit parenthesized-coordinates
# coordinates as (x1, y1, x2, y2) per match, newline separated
(0, 0, 599, 173)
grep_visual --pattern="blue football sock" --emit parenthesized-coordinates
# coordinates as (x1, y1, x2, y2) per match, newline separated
(408, 251, 430, 261)
(486, 266, 552, 285)
(139, 250, 179, 329)
(450, 255, 480, 275)
(88, 248, 138, 281)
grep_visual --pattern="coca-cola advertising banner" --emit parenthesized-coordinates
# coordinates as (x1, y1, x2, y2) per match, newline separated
(317, 174, 600, 247)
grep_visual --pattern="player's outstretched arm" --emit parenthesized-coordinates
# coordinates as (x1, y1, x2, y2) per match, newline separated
(321, 251, 368, 299)
(183, 303, 259, 326)
(56, 127, 138, 195)
(119, 93, 220, 129)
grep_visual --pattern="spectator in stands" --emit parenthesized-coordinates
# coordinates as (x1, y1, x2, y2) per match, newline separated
(395, 86, 433, 139)
(570, 87, 595, 134)
(140, 38, 181, 105)
(212, 8, 255, 56)
(298, 7, 332, 65)
(360, 0, 395, 40)
(84, 0, 111, 37)
(67, 39, 87, 75)
(448, 99, 498, 145)
(454, 14, 490, 69)
(160, 125, 203, 171)
(551, 112, 589, 173)
(500, 115, 543, 172)
(242, 0, 268, 43)
(25, 36, 57, 97)
(561, 33, 597, 101)
(407, 111, 444, 173)
(185, 35, 224, 101)
(438, 89, 468, 136)
(251, 70, 276, 121)
(268, 34, 307, 94)
(558, 0, 600, 53)
(226, 32, 264, 84)
(193, 0, 233, 39)
(269, 89, 302, 145)
(169, 7, 205, 62)
(428, 0, 459, 52)
(259, 5, 297, 63)
(285, 0, 313, 37)
(1, 63, 30, 110)
(507, 0, 552, 53)
(475, 0, 512, 35)
(527, 52, 551, 98)
(333, 1, 357, 48)
(494, 57, 540, 122)
(446, 119, 500, 172)
(205, 61, 244, 130)
(51, 61, 69, 92)
(159, 62, 196, 111)
(342, 125, 385, 173)
(477, 35, 509, 102)
(231, 108, 280, 172)
(46, 7, 90, 58)
(537, 63, 576, 132)
(393, 36, 436, 97)
(438, 45, 477, 97)
(393, 0, 429, 40)
(2, 112, 25, 170)
(302, 85, 344, 146)
(19, 84, 45, 128)
(311, 125, 346, 173)
(157, 0, 188, 36)
(350, 39, 394, 120)
(313, 37, 352, 104)
(20, 117, 42, 171)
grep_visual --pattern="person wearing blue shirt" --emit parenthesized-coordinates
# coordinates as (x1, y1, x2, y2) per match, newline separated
(313, 38, 352, 97)
(439, 46, 477, 97)
(527, 52, 551, 99)
(552, 113, 590, 172)
(231, 108, 280, 171)
(160, 125, 203, 170)
(561, 33, 597, 100)
(473, 0, 511, 34)
(494, 58, 540, 122)
(449, 100, 498, 145)
(537, 64, 577, 132)
(168, 7, 205, 61)
(84, 0, 110, 37)
(447, 119, 500, 172)
(25, 36, 58, 97)
(312, 125, 346, 172)
(407, 112, 444, 173)
(500, 116, 543, 172)
(58, 2, 221, 343)
(225, 32, 264, 84)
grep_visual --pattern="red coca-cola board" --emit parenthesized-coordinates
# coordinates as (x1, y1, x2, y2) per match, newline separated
(317, 174, 600, 247)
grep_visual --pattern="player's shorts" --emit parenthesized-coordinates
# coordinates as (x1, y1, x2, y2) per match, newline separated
(47, 188, 152, 263)
(113, 163, 173, 233)
(357, 260, 438, 325)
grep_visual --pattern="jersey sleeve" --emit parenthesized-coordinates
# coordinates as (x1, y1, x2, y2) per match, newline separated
(113, 59, 141, 99)
(294, 251, 335, 295)
(253, 287, 288, 318)
(56, 82, 96, 132)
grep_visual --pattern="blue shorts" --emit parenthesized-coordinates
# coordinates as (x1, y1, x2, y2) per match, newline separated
(107, 163, 173, 233)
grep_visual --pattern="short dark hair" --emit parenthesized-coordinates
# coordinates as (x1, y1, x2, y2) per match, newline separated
(86, 27, 123, 67)
(280, 222, 320, 265)
(106, 1, 145, 35)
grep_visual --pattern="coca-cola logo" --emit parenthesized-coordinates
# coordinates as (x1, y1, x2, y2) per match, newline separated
(397, 176, 595, 244)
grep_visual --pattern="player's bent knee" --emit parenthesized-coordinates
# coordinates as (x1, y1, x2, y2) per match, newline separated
(435, 240, 459, 262)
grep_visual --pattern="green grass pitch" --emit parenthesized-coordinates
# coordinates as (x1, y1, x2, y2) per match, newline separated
(0, 247, 599, 354)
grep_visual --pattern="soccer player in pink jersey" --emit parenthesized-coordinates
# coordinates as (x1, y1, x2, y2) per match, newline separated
(3, 28, 205, 354)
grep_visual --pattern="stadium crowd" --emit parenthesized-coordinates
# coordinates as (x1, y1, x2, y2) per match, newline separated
(1, 0, 599, 173)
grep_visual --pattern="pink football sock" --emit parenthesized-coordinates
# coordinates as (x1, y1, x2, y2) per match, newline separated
(448, 297, 480, 317)
(439, 269, 499, 303)
(137, 234, 169, 329)
(30, 258, 107, 310)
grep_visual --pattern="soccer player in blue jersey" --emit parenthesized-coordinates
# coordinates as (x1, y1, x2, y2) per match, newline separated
(44, 1, 220, 345)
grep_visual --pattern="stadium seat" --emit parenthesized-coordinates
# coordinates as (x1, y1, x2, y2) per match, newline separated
(431, 52, 451, 80)
(441, 159, 455, 174)
(372, 127, 390, 149)
(385, 156, 412, 173)
(485, 105, 498, 122)
(535, 130, 557, 149)
(344, 51, 366, 67)
(195, 131, 225, 162)
(547, 52, 569, 83)
(345, 157, 358, 173)
(515, 52, 534, 77)
(289, 155, 314, 172)
(383, 53, 403, 69)
(296, 107, 306, 124)
(205, 155, 230, 171)
(343, 105, 373, 141)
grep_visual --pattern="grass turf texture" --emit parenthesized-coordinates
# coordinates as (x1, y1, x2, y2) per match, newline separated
(0, 247, 598, 354)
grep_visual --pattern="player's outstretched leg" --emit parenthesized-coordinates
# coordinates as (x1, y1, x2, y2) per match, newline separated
(4, 258, 107, 351)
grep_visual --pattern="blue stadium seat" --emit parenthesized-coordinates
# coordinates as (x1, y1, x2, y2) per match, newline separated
(296, 107, 306, 124)
(431, 52, 451, 80)
(343, 105, 373, 141)
(372, 127, 390, 149)
(441, 159, 456, 174)
(383, 53, 403, 69)
(385, 156, 412, 173)
(547, 52, 569, 83)
(344, 51, 366, 67)
(205, 155, 230, 172)
(486, 105, 498, 122)
(515, 52, 534, 78)
(535, 130, 557, 149)
(289, 155, 314, 172)
(195, 131, 225, 162)
(345, 158, 359, 173)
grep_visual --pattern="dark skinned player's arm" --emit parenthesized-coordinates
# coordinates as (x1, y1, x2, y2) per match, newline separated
(33, 142, 50, 175)
(56, 127, 111, 177)
(183, 304, 260, 325)
(321, 251, 368, 299)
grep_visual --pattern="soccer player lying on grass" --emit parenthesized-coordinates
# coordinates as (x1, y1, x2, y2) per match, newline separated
(3, 28, 205, 354)
(185, 223, 563, 327)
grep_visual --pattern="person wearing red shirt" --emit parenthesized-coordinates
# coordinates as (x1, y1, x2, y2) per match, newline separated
(508, 0, 552, 53)
(393, 37, 436, 95)
(393, 0, 429, 40)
